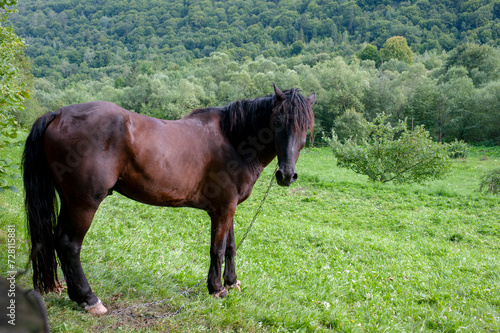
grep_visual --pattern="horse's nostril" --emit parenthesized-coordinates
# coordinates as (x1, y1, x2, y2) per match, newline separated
(275, 170, 284, 181)
(292, 173, 298, 181)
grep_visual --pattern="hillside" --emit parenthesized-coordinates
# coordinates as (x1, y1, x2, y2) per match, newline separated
(8, 0, 500, 78)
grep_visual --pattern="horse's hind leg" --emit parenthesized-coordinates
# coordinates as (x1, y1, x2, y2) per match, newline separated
(54, 198, 108, 314)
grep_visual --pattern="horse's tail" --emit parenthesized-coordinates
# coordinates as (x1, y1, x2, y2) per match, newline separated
(23, 112, 60, 293)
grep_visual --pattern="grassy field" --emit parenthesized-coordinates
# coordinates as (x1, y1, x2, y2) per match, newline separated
(1, 139, 500, 332)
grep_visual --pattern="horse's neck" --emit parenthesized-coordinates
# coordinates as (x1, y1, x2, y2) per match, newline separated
(242, 108, 277, 168)
(257, 147, 277, 167)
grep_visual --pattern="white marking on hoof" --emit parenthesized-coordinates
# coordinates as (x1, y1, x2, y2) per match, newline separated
(213, 288, 227, 298)
(84, 299, 108, 315)
(225, 280, 241, 292)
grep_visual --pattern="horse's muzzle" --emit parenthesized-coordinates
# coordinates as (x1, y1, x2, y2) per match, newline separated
(275, 169, 298, 186)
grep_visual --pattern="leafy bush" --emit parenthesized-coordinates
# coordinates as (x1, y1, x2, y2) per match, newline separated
(447, 139, 469, 159)
(325, 114, 451, 184)
(479, 168, 500, 195)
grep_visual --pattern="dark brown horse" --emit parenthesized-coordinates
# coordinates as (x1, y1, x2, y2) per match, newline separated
(23, 83, 315, 314)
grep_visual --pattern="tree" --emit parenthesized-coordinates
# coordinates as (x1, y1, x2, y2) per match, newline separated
(476, 81, 500, 143)
(362, 60, 420, 123)
(441, 75, 480, 142)
(358, 44, 381, 66)
(333, 108, 369, 144)
(271, 26, 286, 44)
(325, 114, 451, 184)
(312, 57, 370, 133)
(380, 36, 414, 65)
(291, 40, 304, 55)
(406, 77, 443, 140)
(441, 43, 500, 87)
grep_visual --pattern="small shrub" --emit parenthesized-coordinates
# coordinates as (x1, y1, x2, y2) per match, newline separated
(324, 114, 451, 184)
(447, 139, 469, 159)
(479, 168, 500, 195)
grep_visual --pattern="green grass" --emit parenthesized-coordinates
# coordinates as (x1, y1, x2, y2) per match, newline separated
(1, 141, 500, 332)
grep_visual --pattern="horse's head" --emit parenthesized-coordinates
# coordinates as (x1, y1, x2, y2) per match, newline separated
(271, 83, 316, 186)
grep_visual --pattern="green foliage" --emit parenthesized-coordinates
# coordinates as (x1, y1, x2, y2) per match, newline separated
(291, 40, 304, 55)
(0, 0, 29, 194)
(325, 114, 451, 183)
(0, 2, 29, 116)
(7, 0, 500, 80)
(311, 57, 370, 132)
(0, 115, 21, 193)
(480, 168, 500, 195)
(441, 75, 482, 142)
(358, 44, 381, 66)
(380, 36, 414, 65)
(24, 43, 500, 145)
(447, 139, 470, 159)
(333, 108, 369, 144)
(441, 43, 500, 87)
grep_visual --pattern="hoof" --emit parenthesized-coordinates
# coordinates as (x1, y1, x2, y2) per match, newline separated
(83, 299, 108, 315)
(224, 280, 241, 292)
(212, 288, 227, 298)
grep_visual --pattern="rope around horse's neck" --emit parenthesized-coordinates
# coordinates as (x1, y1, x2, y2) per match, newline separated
(236, 163, 278, 250)
(109, 163, 278, 318)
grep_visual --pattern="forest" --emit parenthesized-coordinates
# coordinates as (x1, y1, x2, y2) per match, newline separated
(8, 0, 500, 76)
(5, 0, 500, 144)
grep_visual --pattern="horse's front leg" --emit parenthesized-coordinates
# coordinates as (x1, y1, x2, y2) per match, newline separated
(223, 224, 240, 291)
(207, 206, 237, 298)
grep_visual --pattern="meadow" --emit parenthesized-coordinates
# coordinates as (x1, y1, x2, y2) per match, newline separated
(1, 142, 499, 332)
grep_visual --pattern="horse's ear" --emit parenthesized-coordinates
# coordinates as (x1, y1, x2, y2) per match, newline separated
(307, 92, 316, 106)
(273, 83, 286, 102)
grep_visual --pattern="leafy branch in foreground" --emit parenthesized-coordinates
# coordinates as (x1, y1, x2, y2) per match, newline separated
(325, 114, 451, 184)
(1, 0, 30, 116)
(1, 0, 30, 194)
(0, 115, 22, 193)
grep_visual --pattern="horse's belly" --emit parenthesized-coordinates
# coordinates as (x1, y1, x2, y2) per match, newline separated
(113, 171, 204, 208)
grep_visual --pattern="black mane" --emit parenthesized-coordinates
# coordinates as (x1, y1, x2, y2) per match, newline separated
(219, 89, 314, 146)
(219, 96, 273, 145)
